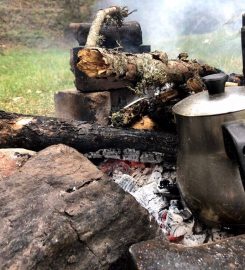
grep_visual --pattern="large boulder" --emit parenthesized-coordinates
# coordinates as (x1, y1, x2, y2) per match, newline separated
(0, 144, 157, 269)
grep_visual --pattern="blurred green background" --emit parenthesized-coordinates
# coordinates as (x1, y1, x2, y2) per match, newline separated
(0, 0, 243, 115)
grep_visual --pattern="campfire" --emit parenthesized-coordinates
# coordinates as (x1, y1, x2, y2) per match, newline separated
(99, 159, 235, 246)
(66, 6, 244, 244)
(1, 5, 245, 270)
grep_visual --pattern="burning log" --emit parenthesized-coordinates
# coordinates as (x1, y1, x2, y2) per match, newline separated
(111, 98, 149, 128)
(77, 48, 219, 95)
(111, 89, 182, 128)
(0, 111, 177, 162)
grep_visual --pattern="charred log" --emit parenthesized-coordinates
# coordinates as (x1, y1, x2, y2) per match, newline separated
(111, 89, 188, 129)
(111, 98, 149, 128)
(227, 73, 244, 86)
(0, 111, 177, 162)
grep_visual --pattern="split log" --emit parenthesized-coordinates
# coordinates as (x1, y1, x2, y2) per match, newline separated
(111, 89, 188, 129)
(111, 98, 149, 128)
(77, 48, 219, 95)
(0, 111, 177, 162)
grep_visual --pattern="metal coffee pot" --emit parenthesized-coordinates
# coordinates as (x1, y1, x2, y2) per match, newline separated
(173, 73, 245, 227)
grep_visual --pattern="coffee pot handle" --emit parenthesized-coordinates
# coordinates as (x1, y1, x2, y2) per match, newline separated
(222, 120, 245, 189)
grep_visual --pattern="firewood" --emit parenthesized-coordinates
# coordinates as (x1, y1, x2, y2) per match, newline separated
(111, 98, 149, 128)
(132, 116, 156, 130)
(0, 111, 177, 162)
(110, 89, 186, 129)
(77, 6, 219, 95)
(77, 48, 219, 95)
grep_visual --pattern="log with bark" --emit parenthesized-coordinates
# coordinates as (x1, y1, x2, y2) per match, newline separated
(0, 111, 177, 162)
(76, 48, 220, 95)
(77, 6, 219, 94)
(76, 44, 220, 128)
(111, 89, 186, 129)
(74, 6, 221, 128)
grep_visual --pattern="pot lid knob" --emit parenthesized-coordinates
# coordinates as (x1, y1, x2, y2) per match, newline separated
(202, 73, 228, 95)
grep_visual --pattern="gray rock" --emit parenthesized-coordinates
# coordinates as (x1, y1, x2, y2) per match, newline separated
(130, 235, 245, 270)
(0, 144, 157, 269)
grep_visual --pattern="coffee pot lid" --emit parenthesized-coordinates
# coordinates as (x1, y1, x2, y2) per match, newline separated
(173, 73, 245, 117)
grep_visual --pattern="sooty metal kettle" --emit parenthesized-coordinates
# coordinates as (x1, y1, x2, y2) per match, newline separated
(173, 73, 245, 227)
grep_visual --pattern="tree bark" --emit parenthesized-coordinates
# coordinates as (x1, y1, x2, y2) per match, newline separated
(77, 48, 219, 94)
(111, 89, 181, 128)
(0, 111, 177, 162)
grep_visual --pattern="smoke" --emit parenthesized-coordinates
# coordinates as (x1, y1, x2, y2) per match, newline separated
(94, 0, 244, 73)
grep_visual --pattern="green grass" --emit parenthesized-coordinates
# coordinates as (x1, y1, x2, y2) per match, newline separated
(0, 28, 243, 116)
(0, 48, 74, 116)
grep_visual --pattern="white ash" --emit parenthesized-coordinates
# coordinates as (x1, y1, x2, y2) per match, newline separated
(114, 174, 138, 193)
(139, 152, 166, 163)
(161, 201, 194, 238)
(148, 165, 163, 184)
(85, 148, 166, 163)
(122, 149, 141, 161)
(107, 160, 234, 247)
(182, 234, 207, 246)
(133, 182, 168, 222)
(131, 167, 151, 187)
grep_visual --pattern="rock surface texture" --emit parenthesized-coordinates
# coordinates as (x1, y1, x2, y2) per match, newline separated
(0, 144, 157, 269)
(130, 236, 245, 270)
(0, 148, 36, 180)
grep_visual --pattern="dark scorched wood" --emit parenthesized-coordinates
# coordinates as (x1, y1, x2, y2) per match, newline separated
(0, 111, 177, 161)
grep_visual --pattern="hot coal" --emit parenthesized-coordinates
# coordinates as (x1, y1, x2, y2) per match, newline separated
(99, 159, 235, 247)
